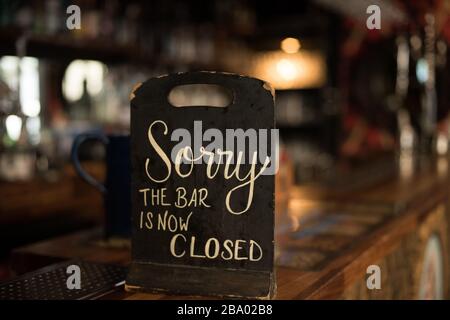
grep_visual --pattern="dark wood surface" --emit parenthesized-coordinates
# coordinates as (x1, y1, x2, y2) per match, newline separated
(0, 162, 104, 258)
(10, 155, 450, 299)
(0, 162, 104, 225)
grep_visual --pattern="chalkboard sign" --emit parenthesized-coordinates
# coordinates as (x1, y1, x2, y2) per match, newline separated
(125, 72, 276, 299)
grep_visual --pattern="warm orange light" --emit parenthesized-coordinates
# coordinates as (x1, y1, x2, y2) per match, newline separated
(281, 37, 301, 54)
(276, 59, 298, 81)
(250, 50, 326, 90)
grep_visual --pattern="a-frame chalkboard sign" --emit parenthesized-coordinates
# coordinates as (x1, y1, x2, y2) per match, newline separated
(126, 72, 276, 299)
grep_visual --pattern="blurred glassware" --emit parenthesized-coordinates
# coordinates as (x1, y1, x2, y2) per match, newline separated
(0, 38, 38, 181)
(0, 79, 14, 116)
(0, 82, 35, 181)
(398, 109, 416, 154)
(0, 148, 35, 181)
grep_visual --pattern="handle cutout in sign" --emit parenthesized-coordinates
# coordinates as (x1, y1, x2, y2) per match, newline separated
(168, 84, 233, 108)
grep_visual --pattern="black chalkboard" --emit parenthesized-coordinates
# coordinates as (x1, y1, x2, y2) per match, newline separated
(126, 72, 276, 298)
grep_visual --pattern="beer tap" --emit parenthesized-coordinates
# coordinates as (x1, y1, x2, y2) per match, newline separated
(421, 13, 438, 153)
(395, 34, 415, 155)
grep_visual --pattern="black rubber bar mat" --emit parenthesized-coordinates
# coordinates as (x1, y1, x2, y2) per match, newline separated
(0, 260, 126, 300)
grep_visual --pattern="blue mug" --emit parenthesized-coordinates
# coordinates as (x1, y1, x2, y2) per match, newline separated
(71, 132, 131, 238)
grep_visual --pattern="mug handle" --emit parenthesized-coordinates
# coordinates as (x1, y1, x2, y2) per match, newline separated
(71, 132, 108, 194)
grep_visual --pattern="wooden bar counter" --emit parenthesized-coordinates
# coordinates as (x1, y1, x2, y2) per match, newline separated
(10, 155, 450, 299)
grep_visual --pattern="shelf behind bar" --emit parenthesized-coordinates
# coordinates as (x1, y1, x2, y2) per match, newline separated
(0, 27, 218, 69)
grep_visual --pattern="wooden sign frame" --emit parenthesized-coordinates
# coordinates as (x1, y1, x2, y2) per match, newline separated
(126, 72, 276, 299)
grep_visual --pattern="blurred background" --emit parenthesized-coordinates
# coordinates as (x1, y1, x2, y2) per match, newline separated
(1, 0, 450, 294)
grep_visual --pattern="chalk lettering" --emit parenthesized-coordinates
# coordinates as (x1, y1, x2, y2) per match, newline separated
(169, 234, 264, 262)
(145, 120, 270, 215)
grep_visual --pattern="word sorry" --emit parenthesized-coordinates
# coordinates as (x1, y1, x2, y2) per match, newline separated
(170, 120, 277, 174)
(144, 120, 272, 215)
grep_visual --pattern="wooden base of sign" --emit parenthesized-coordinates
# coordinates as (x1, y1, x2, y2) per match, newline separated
(125, 262, 276, 299)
